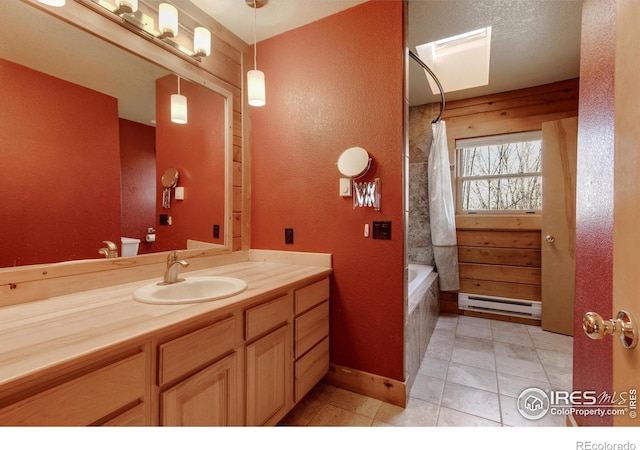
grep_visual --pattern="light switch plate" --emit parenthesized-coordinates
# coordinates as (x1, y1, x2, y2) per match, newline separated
(339, 178, 352, 197)
(175, 186, 185, 200)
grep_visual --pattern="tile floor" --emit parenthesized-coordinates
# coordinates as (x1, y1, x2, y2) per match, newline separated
(280, 313, 573, 427)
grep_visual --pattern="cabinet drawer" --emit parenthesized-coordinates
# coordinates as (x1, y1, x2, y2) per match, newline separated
(295, 278, 329, 315)
(159, 317, 237, 386)
(102, 403, 146, 426)
(295, 300, 329, 359)
(294, 337, 329, 403)
(0, 352, 146, 426)
(244, 294, 291, 341)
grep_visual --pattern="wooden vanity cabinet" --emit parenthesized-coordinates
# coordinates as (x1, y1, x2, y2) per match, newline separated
(293, 278, 330, 402)
(157, 316, 242, 426)
(244, 294, 293, 426)
(0, 350, 148, 426)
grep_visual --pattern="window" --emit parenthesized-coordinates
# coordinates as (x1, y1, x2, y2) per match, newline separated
(456, 131, 542, 213)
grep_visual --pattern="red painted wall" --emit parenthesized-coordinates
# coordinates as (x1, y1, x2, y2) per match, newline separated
(155, 75, 226, 251)
(250, 2, 406, 380)
(0, 58, 121, 267)
(574, 0, 616, 426)
(119, 118, 156, 254)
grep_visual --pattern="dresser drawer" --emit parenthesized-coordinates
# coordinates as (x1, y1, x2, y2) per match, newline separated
(295, 278, 329, 315)
(294, 300, 329, 359)
(244, 294, 291, 341)
(0, 352, 146, 426)
(294, 337, 329, 403)
(158, 316, 237, 386)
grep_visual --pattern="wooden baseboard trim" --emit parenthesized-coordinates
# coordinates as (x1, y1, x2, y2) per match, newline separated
(323, 363, 406, 408)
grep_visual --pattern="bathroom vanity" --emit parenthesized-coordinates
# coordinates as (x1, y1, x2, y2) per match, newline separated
(0, 254, 331, 426)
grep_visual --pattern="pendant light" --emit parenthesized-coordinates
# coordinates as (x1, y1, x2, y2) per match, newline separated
(171, 76, 188, 124)
(247, 1, 266, 107)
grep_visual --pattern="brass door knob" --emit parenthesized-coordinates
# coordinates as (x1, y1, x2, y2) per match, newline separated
(583, 310, 638, 349)
(545, 235, 556, 243)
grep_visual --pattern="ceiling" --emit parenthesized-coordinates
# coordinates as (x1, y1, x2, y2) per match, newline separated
(1, 0, 583, 124)
(193, 0, 583, 107)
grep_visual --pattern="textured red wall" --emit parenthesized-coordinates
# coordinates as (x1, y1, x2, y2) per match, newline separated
(0, 58, 121, 267)
(574, 0, 615, 426)
(119, 118, 156, 254)
(155, 75, 226, 251)
(250, 2, 406, 380)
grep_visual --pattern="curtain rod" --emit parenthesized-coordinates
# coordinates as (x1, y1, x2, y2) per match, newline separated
(409, 50, 445, 123)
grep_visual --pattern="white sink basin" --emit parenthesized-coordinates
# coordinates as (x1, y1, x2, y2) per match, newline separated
(133, 276, 248, 305)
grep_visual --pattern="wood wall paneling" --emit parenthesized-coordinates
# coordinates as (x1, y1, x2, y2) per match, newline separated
(438, 79, 579, 318)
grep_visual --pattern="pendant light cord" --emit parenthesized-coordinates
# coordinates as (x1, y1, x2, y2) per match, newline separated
(253, 2, 257, 70)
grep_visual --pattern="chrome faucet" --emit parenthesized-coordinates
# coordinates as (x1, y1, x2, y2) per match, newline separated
(98, 240, 118, 259)
(161, 250, 189, 285)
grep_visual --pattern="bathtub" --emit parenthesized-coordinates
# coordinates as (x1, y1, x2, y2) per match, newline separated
(405, 263, 439, 393)
(408, 264, 435, 311)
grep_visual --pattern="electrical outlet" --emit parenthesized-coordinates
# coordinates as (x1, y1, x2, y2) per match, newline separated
(285, 228, 294, 244)
(213, 224, 220, 239)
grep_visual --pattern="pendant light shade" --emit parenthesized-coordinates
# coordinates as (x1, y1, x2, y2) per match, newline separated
(171, 94, 188, 124)
(247, 0, 266, 107)
(247, 70, 266, 107)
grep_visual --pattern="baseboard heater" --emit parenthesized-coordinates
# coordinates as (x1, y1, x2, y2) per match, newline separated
(458, 293, 542, 319)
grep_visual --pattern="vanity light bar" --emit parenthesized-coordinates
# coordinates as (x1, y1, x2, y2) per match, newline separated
(82, 0, 211, 61)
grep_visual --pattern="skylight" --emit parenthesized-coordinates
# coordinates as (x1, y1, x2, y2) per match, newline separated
(416, 27, 492, 95)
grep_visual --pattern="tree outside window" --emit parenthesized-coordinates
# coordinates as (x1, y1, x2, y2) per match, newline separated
(457, 131, 542, 213)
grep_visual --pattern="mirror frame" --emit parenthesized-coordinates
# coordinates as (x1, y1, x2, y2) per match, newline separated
(1, 0, 238, 280)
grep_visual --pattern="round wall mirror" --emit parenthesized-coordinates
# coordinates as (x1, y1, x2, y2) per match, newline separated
(161, 167, 179, 188)
(337, 146, 371, 178)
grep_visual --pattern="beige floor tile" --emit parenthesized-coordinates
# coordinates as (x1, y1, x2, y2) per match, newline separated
(279, 383, 336, 425)
(493, 341, 540, 363)
(437, 406, 501, 427)
(328, 388, 382, 419)
(499, 394, 566, 427)
(537, 347, 573, 370)
(497, 372, 551, 399)
(447, 362, 498, 393)
(544, 364, 573, 391)
(425, 328, 455, 360)
(418, 355, 449, 379)
(441, 381, 501, 422)
(491, 327, 534, 348)
(409, 373, 445, 404)
(459, 315, 492, 328)
(495, 354, 548, 382)
(456, 323, 493, 340)
(308, 403, 373, 426)
(451, 336, 496, 371)
(528, 328, 573, 353)
(374, 398, 439, 426)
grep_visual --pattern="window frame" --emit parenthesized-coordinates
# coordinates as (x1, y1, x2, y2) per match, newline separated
(455, 130, 543, 215)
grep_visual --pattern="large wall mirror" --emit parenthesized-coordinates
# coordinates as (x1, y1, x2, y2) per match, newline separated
(0, 1, 233, 269)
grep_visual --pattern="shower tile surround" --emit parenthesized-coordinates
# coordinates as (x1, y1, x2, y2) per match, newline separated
(408, 103, 441, 266)
(282, 314, 572, 426)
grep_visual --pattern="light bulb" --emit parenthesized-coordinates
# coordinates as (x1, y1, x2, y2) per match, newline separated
(247, 70, 265, 107)
(116, 0, 138, 13)
(193, 27, 211, 57)
(159, 3, 178, 38)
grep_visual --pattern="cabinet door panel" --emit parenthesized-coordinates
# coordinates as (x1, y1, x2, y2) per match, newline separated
(161, 352, 239, 426)
(246, 325, 291, 426)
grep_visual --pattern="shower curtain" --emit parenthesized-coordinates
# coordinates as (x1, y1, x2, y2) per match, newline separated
(428, 120, 460, 291)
